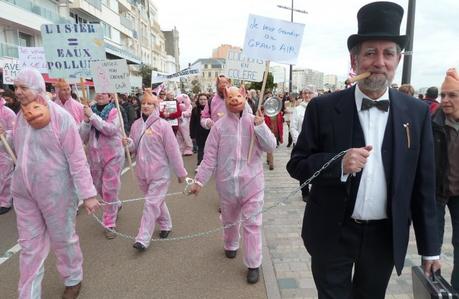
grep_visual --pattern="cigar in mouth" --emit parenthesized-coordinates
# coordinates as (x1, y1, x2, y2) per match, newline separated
(345, 71, 372, 85)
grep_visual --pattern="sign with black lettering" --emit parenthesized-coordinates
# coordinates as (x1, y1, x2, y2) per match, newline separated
(224, 49, 265, 82)
(41, 23, 106, 79)
(91, 59, 130, 93)
(243, 14, 305, 64)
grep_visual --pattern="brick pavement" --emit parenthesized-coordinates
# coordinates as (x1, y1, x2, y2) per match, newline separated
(262, 138, 454, 299)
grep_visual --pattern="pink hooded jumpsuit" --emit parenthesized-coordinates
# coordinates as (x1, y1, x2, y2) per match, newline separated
(10, 67, 97, 299)
(195, 108, 276, 268)
(176, 94, 193, 155)
(53, 93, 84, 125)
(0, 97, 16, 210)
(200, 93, 226, 129)
(127, 107, 187, 247)
(80, 104, 125, 229)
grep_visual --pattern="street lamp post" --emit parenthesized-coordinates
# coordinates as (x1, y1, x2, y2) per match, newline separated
(402, 0, 416, 84)
(277, 1, 307, 94)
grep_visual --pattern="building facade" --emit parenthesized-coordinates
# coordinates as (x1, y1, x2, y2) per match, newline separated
(292, 68, 324, 92)
(212, 44, 241, 60)
(0, 0, 178, 89)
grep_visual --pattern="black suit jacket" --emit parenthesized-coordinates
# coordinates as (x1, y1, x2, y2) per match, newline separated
(286, 86, 440, 275)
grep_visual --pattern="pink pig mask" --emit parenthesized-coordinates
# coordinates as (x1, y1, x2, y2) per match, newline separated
(224, 86, 247, 114)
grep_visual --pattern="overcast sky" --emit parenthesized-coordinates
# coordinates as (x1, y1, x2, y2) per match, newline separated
(156, 0, 459, 89)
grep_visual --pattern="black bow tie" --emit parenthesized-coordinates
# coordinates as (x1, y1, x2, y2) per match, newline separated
(361, 98, 390, 112)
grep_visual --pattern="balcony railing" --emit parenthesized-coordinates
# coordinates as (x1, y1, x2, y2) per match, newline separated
(85, 0, 101, 10)
(1, 0, 71, 23)
(120, 15, 134, 31)
(0, 42, 19, 58)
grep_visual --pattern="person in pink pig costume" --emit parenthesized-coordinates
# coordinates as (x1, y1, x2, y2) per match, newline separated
(176, 93, 194, 156)
(0, 68, 100, 299)
(200, 75, 231, 129)
(79, 92, 125, 239)
(0, 94, 16, 215)
(52, 78, 85, 125)
(190, 85, 276, 284)
(122, 89, 187, 250)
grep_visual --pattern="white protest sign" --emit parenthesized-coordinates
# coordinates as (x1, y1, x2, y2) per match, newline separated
(151, 65, 201, 84)
(2, 58, 21, 85)
(224, 49, 265, 82)
(41, 23, 106, 79)
(242, 14, 305, 64)
(18, 47, 48, 73)
(91, 59, 130, 93)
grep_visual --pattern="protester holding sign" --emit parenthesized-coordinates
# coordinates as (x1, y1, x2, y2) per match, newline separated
(2, 68, 99, 299)
(0, 94, 16, 215)
(160, 91, 182, 134)
(190, 86, 276, 284)
(122, 89, 187, 250)
(53, 79, 85, 125)
(80, 93, 125, 239)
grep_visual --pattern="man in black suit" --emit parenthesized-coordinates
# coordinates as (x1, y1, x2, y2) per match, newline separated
(286, 2, 441, 298)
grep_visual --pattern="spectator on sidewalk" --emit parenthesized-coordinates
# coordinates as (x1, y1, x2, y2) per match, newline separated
(290, 86, 316, 202)
(424, 86, 440, 115)
(433, 68, 459, 291)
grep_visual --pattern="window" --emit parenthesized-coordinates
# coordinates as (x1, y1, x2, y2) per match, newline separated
(101, 22, 112, 39)
(18, 32, 33, 47)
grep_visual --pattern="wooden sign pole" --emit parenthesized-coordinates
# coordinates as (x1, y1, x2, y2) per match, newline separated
(79, 77, 89, 106)
(0, 134, 16, 164)
(113, 93, 134, 175)
(247, 60, 270, 163)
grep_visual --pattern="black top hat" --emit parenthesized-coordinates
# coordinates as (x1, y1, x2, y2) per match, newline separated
(347, 1, 409, 50)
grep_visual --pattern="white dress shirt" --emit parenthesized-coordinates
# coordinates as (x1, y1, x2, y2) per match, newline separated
(351, 85, 390, 220)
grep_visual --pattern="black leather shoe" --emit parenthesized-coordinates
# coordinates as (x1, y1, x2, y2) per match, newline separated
(133, 242, 146, 251)
(247, 268, 259, 284)
(225, 250, 237, 259)
(0, 207, 11, 215)
(159, 230, 170, 239)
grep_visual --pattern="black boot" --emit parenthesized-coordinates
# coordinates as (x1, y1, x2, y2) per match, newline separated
(225, 250, 237, 259)
(0, 207, 11, 215)
(159, 230, 170, 239)
(133, 242, 146, 251)
(247, 268, 259, 284)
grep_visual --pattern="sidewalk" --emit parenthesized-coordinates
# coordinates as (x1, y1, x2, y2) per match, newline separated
(262, 138, 454, 299)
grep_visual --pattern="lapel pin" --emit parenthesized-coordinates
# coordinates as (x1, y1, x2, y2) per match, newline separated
(403, 123, 411, 149)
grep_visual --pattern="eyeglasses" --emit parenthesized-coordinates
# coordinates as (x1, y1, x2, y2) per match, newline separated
(440, 91, 459, 99)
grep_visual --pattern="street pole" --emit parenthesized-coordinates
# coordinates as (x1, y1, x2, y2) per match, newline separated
(289, 0, 293, 94)
(276, 1, 307, 94)
(402, 0, 415, 84)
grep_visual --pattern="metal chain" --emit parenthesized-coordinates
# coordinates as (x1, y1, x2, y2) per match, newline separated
(99, 192, 184, 206)
(92, 150, 348, 242)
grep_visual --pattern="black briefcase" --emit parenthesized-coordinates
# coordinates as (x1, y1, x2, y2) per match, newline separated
(412, 266, 459, 298)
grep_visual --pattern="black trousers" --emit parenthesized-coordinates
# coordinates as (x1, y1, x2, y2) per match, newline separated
(311, 219, 394, 299)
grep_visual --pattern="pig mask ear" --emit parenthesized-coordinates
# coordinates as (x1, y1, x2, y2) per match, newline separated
(239, 85, 247, 98)
(223, 86, 231, 99)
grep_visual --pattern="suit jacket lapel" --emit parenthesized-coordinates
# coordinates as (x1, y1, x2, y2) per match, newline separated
(333, 86, 356, 151)
(388, 89, 410, 196)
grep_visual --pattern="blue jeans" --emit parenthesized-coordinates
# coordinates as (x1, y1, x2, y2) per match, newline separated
(436, 196, 459, 291)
